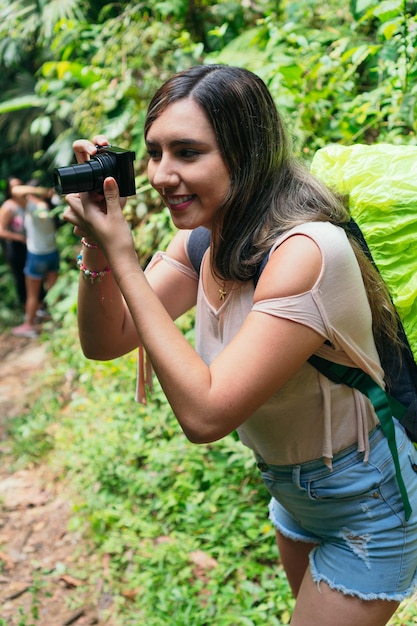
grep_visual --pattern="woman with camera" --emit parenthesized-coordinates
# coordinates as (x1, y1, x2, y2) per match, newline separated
(63, 65, 417, 625)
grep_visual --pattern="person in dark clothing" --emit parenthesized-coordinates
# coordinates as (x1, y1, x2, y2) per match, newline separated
(0, 177, 27, 307)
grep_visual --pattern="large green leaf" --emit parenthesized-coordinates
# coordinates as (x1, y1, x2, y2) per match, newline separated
(0, 94, 44, 113)
(41, 61, 101, 87)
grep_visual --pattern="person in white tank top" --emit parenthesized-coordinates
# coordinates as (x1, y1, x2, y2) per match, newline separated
(11, 183, 60, 338)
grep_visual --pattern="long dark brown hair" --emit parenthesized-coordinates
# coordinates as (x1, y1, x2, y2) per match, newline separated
(144, 64, 399, 349)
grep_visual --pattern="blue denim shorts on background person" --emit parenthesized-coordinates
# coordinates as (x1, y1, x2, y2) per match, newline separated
(24, 250, 60, 279)
(256, 419, 417, 601)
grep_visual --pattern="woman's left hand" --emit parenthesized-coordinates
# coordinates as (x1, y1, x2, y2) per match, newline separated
(63, 176, 133, 259)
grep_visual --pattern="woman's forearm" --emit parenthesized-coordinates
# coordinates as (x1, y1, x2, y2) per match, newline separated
(77, 244, 139, 360)
(0, 229, 25, 243)
(112, 253, 214, 433)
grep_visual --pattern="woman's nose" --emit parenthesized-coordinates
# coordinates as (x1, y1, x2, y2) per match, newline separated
(151, 157, 180, 191)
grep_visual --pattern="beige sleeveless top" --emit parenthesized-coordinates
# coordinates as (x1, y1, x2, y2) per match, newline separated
(143, 221, 382, 466)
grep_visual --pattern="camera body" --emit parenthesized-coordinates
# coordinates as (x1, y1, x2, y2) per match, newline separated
(53, 145, 136, 197)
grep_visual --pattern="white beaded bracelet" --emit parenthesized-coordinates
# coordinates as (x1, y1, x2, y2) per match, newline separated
(77, 252, 110, 283)
(81, 237, 99, 249)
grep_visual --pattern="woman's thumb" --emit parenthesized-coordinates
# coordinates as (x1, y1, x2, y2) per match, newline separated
(103, 177, 121, 208)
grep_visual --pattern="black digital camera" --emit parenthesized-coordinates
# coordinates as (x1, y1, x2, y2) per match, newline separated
(53, 145, 136, 197)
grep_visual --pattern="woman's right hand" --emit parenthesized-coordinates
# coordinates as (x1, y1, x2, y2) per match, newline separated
(72, 134, 110, 165)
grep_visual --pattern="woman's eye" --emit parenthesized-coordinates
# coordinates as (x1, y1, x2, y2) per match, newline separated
(180, 149, 199, 158)
(147, 147, 200, 160)
(147, 150, 161, 160)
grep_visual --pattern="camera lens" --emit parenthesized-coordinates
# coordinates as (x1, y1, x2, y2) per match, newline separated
(53, 153, 117, 195)
(53, 146, 136, 196)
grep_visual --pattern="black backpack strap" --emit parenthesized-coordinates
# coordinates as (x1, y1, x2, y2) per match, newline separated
(187, 227, 211, 275)
(347, 218, 374, 262)
(188, 227, 270, 284)
(253, 254, 269, 286)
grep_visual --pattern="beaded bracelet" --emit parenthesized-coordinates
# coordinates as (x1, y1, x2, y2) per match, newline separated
(81, 237, 99, 249)
(77, 252, 110, 283)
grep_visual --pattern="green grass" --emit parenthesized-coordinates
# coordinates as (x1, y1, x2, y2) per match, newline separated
(0, 256, 24, 331)
(5, 303, 417, 625)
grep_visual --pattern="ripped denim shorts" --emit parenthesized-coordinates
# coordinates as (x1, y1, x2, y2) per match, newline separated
(256, 420, 417, 601)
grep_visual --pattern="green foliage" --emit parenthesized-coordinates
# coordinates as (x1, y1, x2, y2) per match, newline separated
(0, 0, 267, 181)
(1, 0, 416, 202)
(0, 248, 24, 330)
(3, 2, 417, 623)
(210, 0, 417, 157)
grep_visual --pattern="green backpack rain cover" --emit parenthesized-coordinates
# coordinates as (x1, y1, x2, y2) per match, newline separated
(311, 143, 417, 362)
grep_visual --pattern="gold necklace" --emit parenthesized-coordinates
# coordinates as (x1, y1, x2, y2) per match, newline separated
(218, 281, 227, 301)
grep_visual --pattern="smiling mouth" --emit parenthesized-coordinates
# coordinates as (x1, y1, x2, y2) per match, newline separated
(166, 194, 195, 208)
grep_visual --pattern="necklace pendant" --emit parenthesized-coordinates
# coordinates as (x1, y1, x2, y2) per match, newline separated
(219, 283, 227, 301)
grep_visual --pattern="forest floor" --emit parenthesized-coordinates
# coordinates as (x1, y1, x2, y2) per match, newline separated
(0, 332, 117, 626)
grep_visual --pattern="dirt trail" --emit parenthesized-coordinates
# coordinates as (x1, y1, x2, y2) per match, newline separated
(0, 334, 115, 625)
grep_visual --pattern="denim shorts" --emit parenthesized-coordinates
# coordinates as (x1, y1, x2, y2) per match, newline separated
(24, 250, 60, 279)
(256, 420, 417, 601)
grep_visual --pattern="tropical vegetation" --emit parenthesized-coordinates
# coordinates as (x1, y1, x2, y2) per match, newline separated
(1, 0, 417, 623)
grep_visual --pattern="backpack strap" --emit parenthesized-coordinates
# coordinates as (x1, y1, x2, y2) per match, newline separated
(187, 226, 270, 283)
(347, 217, 417, 429)
(309, 354, 411, 520)
(188, 227, 211, 274)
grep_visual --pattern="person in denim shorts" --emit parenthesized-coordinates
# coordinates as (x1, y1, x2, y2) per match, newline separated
(63, 65, 417, 625)
(12, 183, 59, 338)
